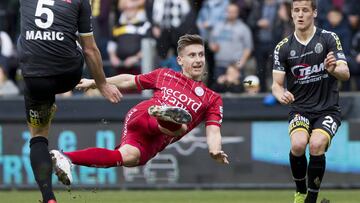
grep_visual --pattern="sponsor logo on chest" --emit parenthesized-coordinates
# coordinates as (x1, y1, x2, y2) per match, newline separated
(160, 87, 202, 112)
(291, 63, 325, 78)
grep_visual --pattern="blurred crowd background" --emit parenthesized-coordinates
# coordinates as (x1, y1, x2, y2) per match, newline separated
(0, 0, 360, 98)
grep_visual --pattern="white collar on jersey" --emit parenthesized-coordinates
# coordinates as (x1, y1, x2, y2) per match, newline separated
(294, 26, 316, 46)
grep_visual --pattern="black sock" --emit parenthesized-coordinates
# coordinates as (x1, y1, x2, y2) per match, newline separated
(306, 154, 326, 203)
(289, 151, 307, 194)
(30, 137, 55, 202)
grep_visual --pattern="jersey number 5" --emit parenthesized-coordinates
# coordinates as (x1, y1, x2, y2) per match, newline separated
(35, 0, 55, 29)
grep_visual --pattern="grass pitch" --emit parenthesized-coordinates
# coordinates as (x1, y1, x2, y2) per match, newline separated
(0, 189, 359, 203)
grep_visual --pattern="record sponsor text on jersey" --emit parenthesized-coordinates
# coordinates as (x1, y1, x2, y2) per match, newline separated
(161, 87, 202, 113)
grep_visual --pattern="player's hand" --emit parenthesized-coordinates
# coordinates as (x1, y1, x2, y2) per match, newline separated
(324, 51, 337, 74)
(97, 83, 123, 104)
(75, 78, 96, 91)
(210, 150, 229, 164)
(279, 90, 295, 105)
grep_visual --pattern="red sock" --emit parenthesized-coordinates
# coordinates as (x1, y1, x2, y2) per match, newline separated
(63, 148, 123, 168)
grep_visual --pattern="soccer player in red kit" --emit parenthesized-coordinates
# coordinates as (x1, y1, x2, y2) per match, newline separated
(50, 34, 229, 186)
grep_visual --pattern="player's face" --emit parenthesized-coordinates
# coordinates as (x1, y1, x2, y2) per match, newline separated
(177, 44, 206, 81)
(291, 1, 317, 32)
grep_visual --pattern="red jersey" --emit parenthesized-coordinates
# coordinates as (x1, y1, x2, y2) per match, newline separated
(134, 68, 223, 133)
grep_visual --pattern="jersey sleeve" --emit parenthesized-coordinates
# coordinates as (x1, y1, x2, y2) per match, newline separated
(273, 37, 289, 72)
(326, 31, 348, 64)
(205, 95, 223, 127)
(135, 68, 162, 90)
(78, 0, 93, 36)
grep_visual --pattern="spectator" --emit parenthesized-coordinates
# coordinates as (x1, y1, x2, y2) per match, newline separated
(196, 0, 229, 86)
(107, 0, 151, 79)
(90, 0, 113, 76)
(212, 63, 244, 93)
(344, 0, 360, 33)
(247, 0, 279, 92)
(273, 1, 294, 44)
(0, 65, 19, 96)
(149, 0, 198, 59)
(323, 7, 352, 56)
(233, 0, 258, 22)
(209, 3, 253, 83)
(196, 0, 229, 42)
(0, 30, 14, 71)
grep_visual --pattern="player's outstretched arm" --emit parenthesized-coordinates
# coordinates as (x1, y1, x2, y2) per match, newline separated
(76, 74, 137, 92)
(79, 35, 122, 103)
(206, 125, 229, 164)
(106, 74, 137, 90)
(272, 70, 295, 105)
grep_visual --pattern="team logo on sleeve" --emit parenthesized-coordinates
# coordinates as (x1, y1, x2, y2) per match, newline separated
(314, 43, 323, 54)
(195, 87, 204, 96)
(337, 53, 346, 60)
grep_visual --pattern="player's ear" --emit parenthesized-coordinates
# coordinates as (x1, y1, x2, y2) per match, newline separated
(313, 9, 317, 18)
(177, 56, 183, 66)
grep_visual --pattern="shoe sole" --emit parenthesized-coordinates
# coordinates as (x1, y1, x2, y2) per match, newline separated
(148, 106, 192, 124)
(51, 153, 71, 186)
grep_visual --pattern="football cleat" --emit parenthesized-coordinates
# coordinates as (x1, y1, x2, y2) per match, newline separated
(148, 105, 192, 124)
(294, 192, 306, 203)
(50, 150, 73, 186)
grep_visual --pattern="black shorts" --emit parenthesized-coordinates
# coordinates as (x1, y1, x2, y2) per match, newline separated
(23, 67, 83, 127)
(288, 111, 341, 142)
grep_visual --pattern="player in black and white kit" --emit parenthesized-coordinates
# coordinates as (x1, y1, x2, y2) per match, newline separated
(18, 0, 122, 202)
(272, 1, 350, 203)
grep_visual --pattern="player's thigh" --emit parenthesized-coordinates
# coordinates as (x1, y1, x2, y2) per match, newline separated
(23, 77, 56, 128)
(312, 113, 341, 150)
(288, 113, 311, 154)
(118, 108, 164, 166)
(53, 67, 83, 94)
(23, 68, 81, 127)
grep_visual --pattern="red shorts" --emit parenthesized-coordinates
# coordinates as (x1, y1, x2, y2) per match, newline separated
(115, 102, 170, 165)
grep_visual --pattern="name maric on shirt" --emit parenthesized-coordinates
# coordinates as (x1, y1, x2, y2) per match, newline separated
(26, 30, 64, 41)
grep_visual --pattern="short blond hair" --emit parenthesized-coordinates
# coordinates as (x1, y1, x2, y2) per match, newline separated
(177, 34, 204, 55)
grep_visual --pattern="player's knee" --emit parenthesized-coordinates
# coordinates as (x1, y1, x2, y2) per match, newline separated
(309, 140, 327, 155)
(291, 140, 307, 155)
(119, 145, 141, 167)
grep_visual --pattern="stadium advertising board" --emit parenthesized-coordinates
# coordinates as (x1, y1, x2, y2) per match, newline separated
(0, 121, 359, 189)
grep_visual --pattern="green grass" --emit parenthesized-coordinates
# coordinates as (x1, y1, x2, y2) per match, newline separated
(0, 189, 359, 203)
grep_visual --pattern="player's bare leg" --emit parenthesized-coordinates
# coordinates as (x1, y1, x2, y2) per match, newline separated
(305, 131, 328, 203)
(290, 130, 309, 203)
(118, 144, 141, 167)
